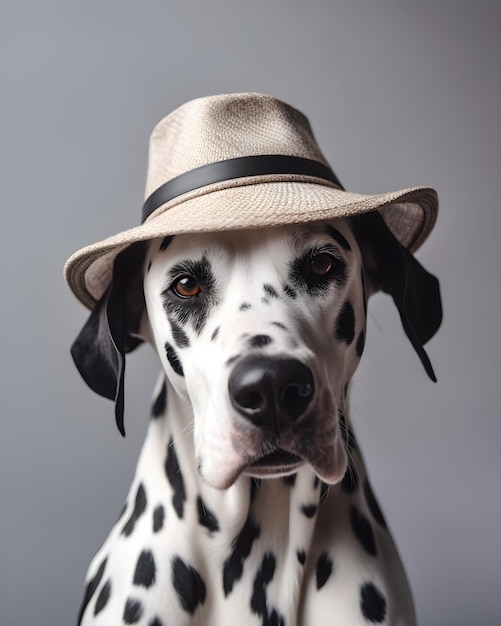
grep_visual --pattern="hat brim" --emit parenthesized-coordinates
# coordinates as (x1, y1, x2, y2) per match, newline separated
(64, 177, 437, 309)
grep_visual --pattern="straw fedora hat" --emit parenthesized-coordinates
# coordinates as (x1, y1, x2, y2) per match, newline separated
(64, 93, 438, 309)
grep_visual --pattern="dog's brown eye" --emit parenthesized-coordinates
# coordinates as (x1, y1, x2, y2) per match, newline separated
(310, 253, 334, 276)
(173, 275, 201, 298)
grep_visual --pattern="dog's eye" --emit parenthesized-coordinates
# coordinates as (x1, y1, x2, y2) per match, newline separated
(310, 252, 334, 276)
(173, 275, 201, 298)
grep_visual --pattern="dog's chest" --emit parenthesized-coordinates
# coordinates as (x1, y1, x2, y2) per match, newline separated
(78, 414, 415, 626)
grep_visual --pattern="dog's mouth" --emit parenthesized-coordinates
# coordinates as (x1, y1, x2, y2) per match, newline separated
(244, 448, 303, 477)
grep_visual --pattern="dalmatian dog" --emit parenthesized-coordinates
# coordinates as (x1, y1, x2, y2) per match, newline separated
(71, 211, 441, 626)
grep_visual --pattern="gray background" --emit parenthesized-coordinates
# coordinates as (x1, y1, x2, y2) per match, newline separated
(1, 1, 500, 624)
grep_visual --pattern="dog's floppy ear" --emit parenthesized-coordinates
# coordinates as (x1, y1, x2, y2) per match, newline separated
(70, 242, 148, 435)
(350, 212, 442, 381)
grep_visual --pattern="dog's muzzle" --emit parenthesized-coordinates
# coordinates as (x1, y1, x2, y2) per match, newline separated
(228, 356, 315, 435)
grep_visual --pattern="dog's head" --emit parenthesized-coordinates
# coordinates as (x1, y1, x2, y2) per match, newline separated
(71, 213, 441, 489)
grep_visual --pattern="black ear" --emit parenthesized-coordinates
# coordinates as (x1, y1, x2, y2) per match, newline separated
(350, 212, 442, 381)
(70, 242, 148, 435)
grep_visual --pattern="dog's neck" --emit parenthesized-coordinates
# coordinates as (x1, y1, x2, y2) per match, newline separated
(137, 374, 361, 564)
(92, 372, 416, 626)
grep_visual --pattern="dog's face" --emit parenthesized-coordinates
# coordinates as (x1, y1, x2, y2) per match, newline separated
(143, 220, 366, 489)
(72, 211, 440, 490)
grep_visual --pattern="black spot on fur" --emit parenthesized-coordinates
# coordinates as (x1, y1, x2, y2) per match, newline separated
(251, 553, 284, 626)
(211, 326, 219, 341)
(350, 505, 377, 557)
(341, 458, 359, 493)
(240, 302, 252, 311)
(160, 235, 174, 251)
(313, 475, 320, 489)
(77, 558, 107, 625)
(153, 505, 165, 533)
(360, 581, 387, 623)
(356, 330, 365, 357)
(122, 596, 141, 623)
(335, 301, 355, 345)
(263, 284, 279, 298)
(197, 496, 220, 533)
(297, 550, 306, 565)
(94, 579, 111, 615)
(123, 598, 143, 624)
(301, 504, 318, 519)
(249, 334, 273, 348)
(133, 550, 156, 588)
(326, 225, 352, 251)
(271, 321, 287, 330)
(172, 556, 206, 614)
(282, 473, 297, 487)
(165, 342, 184, 376)
(364, 481, 388, 529)
(170, 319, 190, 348)
(151, 379, 167, 418)
(165, 440, 186, 519)
(122, 484, 147, 537)
(223, 518, 261, 596)
(316, 552, 334, 590)
(283, 283, 297, 299)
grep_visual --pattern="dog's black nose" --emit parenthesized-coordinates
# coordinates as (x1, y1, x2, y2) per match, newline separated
(228, 356, 314, 433)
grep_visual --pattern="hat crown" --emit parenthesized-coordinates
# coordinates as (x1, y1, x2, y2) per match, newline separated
(145, 93, 330, 200)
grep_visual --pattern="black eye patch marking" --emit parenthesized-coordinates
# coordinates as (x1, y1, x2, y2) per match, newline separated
(162, 255, 216, 334)
(170, 319, 190, 349)
(240, 302, 252, 311)
(283, 284, 297, 299)
(289, 246, 346, 294)
(326, 225, 352, 252)
(263, 284, 279, 298)
(160, 235, 174, 251)
(211, 326, 219, 341)
(335, 301, 355, 345)
(165, 342, 184, 377)
(249, 335, 273, 349)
